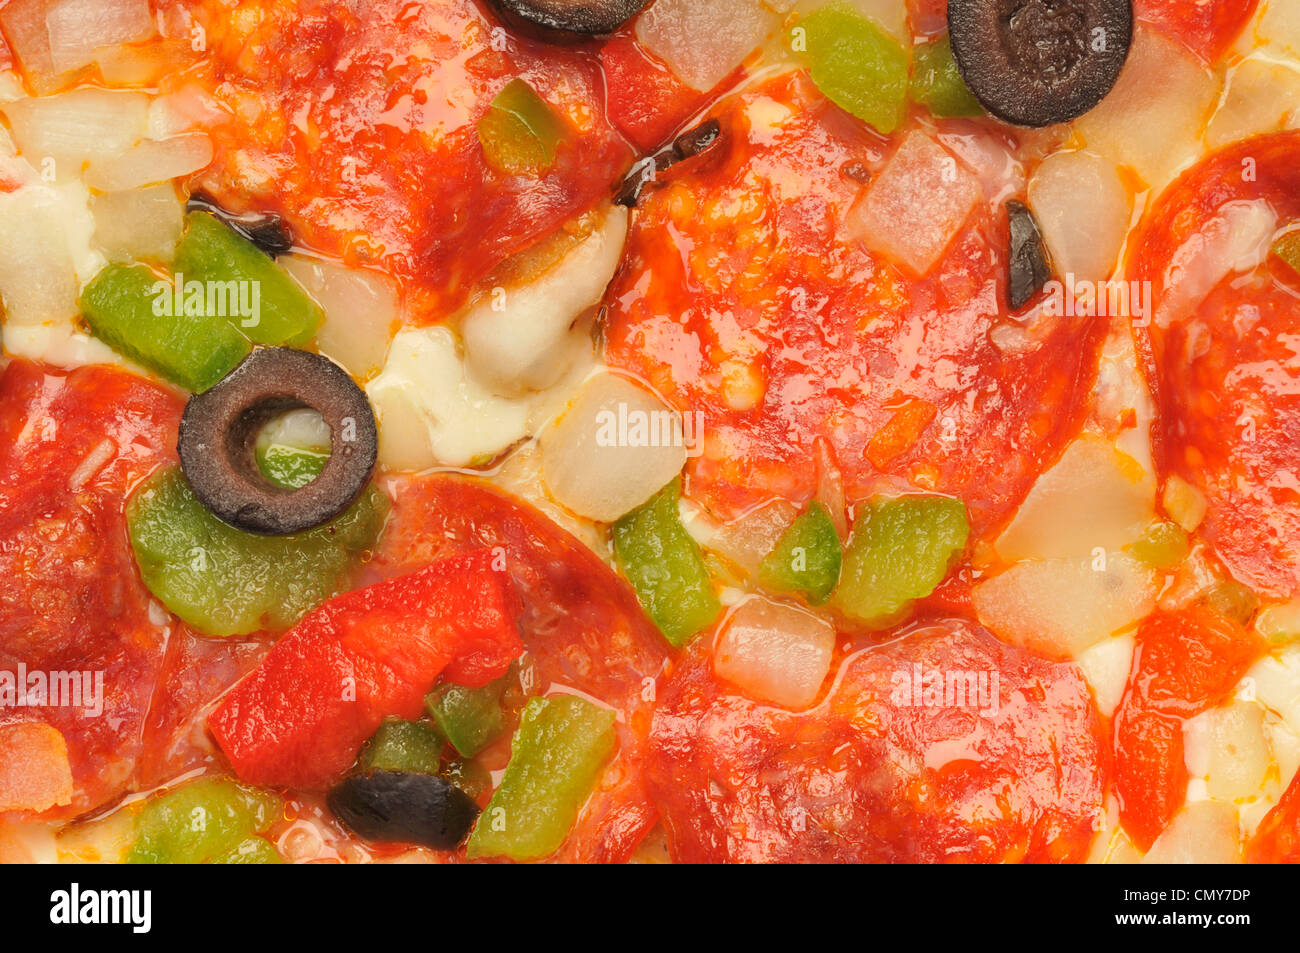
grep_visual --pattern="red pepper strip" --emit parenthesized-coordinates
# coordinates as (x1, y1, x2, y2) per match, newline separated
(1114, 607, 1265, 850)
(1247, 769, 1300, 863)
(208, 550, 522, 789)
(601, 33, 704, 153)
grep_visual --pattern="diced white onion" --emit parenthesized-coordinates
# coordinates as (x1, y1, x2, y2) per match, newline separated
(3, 88, 149, 167)
(45, 0, 155, 75)
(91, 183, 184, 263)
(705, 498, 799, 577)
(0, 184, 90, 324)
(1162, 474, 1207, 532)
(847, 131, 980, 277)
(1, 0, 71, 94)
(1075, 25, 1219, 189)
(365, 325, 530, 471)
(1245, 647, 1300, 735)
(95, 39, 188, 87)
(491, 442, 611, 557)
(973, 552, 1158, 658)
(462, 204, 626, 398)
(1141, 801, 1242, 864)
(257, 407, 331, 453)
(1028, 149, 1132, 284)
(281, 255, 401, 380)
(84, 132, 213, 192)
(1184, 702, 1272, 804)
(636, 0, 778, 92)
(540, 372, 688, 523)
(1074, 632, 1135, 718)
(995, 433, 1155, 562)
(1258, 599, 1300, 643)
(1207, 57, 1300, 150)
(2, 322, 124, 368)
(713, 596, 836, 710)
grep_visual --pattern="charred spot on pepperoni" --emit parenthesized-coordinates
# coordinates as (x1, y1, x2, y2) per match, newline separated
(1006, 199, 1053, 309)
(948, 0, 1132, 126)
(614, 118, 723, 207)
(487, 0, 649, 40)
(177, 348, 378, 536)
(328, 771, 480, 850)
(186, 193, 294, 257)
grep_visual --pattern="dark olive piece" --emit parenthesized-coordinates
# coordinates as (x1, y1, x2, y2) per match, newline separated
(1006, 200, 1053, 310)
(486, 0, 648, 40)
(185, 193, 294, 256)
(614, 118, 723, 207)
(177, 347, 378, 535)
(947, 0, 1132, 127)
(327, 771, 480, 850)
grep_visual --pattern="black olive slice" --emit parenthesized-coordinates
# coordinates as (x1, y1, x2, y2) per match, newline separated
(487, 0, 648, 40)
(1006, 199, 1053, 310)
(614, 118, 722, 207)
(947, 0, 1132, 127)
(177, 347, 378, 535)
(185, 193, 295, 256)
(327, 771, 480, 850)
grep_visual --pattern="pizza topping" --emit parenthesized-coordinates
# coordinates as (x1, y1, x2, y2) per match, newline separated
(909, 34, 984, 119)
(127, 468, 388, 637)
(1141, 799, 1242, 863)
(427, 678, 509, 759)
(947, 0, 1133, 127)
(832, 495, 969, 630)
(799, 4, 910, 134)
(757, 501, 843, 606)
(0, 723, 73, 813)
(359, 720, 445, 776)
(1005, 199, 1053, 310)
(328, 771, 480, 851)
(177, 348, 378, 536)
(1026, 148, 1132, 283)
(478, 78, 569, 177)
(712, 597, 836, 710)
(634, 0, 778, 92)
(614, 118, 722, 207)
(486, 0, 648, 40)
(186, 194, 294, 257)
(613, 477, 722, 647)
(127, 778, 282, 865)
(466, 695, 617, 861)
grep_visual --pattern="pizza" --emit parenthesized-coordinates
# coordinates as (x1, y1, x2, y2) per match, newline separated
(0, 0, 1298, 867)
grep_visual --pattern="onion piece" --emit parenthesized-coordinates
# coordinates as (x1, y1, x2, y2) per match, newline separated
(706, 498, 799, 577)
(847, 131, 980, 278)
(0, 723, 73, 812)
(91, 183, 184, 263)
(281, 256, 401, 380)
(1207, 58, 1300, 151)
(3, 88, 149, 167)
(95, 38, 192, 87)
(635, 0, 778, 92)
(1028, 150, 1132, 284)
(972, 552, 1158, 658)
(713, 596, 836, 710)
(1184, 702, 1272, 804)
(1141, 801, 1242, 864)
(1074, 632, 1134, 718)
(0, 185, 84, 324)
(462, 204, 626, 398)
(1245, 647, 1300, 735)
(995, 433, 1155, 563)
(84, 132, 213, 192)
(0, 0, 74, 94)
(2, 321, 124, 368)
(540, 372, 688, 523)
(45, 0, 155, 75)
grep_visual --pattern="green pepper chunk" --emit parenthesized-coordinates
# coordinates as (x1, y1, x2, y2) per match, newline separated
(832, 495, 969, 628)
(1206, 581, 1260, 627)
(758, 501, 843, 605)
(80, 263, 251, 393)
(127, 778, 281, 865)
(127, 467, 388, 637)
(360, 718, 445, 775)
(1273, 230, 1300, 277)
(613, 477, 721, 647)
(466, 695, 616, 861)
(798, 4, 910, 134)
(477, 78, 567, 176)
(256, 444, 329, 490)
(210, 837, 285, 864)
(173, 211, 323, 347)
(426, 677, 507, 759)
(1127, 521, 1191, 568)
(441, 758, 492, 801)
(909, 36, 983, 118)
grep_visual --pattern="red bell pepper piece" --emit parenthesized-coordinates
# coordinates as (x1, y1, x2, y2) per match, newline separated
(209, 550, 522, 789)
(601, 34, 704, 153)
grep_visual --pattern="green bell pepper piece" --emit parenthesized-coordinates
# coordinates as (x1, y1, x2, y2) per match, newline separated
(758, 501, 842, 605)
(210, 837, 284, 864)
(466, 695, 616, 861)
(256, 444, 330, 490)
(910, 36, 983, 118)
(1127, 521, 1191, 568)
(426, 677, 507, 759)
(360, 718, 445, 775)
(80, 263, 251, 393)
(127, 467, 388, 637)
(832, 495, 969, 628)
(477, 78, 567, 176)
(799, 4, 910, 135)
(127, 778, 281, 865)
(613, 477, 721, 647)
(172, 211, 323, 347)
(1273, 229, 1300, 277)
(441, 758, 492, 801)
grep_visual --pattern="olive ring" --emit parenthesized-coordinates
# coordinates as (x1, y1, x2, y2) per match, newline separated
(178, 347, 378, 535)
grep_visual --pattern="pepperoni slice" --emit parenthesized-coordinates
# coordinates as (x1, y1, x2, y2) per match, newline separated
(1131, 132, 1300, 600)
(0, 361, 181, 817)
(177, 0, 632, 321)
(1134, 0, 1259, 63)
(646, 619, 1106, 863)
(604, 73, 1104, 531)
(371, 474, 669, 863)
